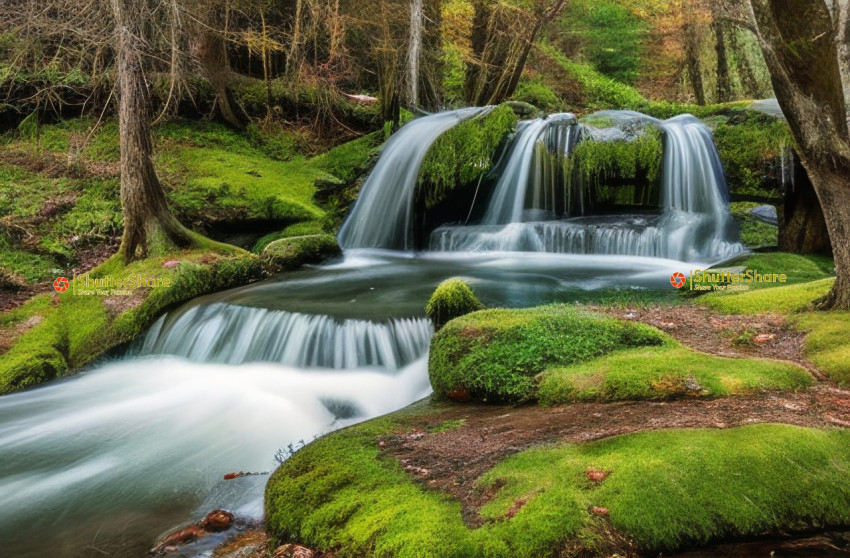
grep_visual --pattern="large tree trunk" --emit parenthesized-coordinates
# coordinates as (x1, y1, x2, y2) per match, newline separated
(683, 22, 706, 105)
(465, 0, 493, 106)
(112, 0, 192, 262)
(712, 20, 732, 102)
(748, 0, 850, 308)
(406, 0, 423, 107)
(193, 6, 249, 130)
(779, 165, 831, 253)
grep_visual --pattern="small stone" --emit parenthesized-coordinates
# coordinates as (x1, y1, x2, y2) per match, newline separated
(623, 313, 637, 319)
(446, 386, 471, 402)
(592, 506, 610, 516)
(163, 260, 181, 269)
(273, 544, 314, 558)
(753, 333, 776, 344)
(223, 472, 243, 480)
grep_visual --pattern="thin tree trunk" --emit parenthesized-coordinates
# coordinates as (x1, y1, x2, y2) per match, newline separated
(111, 0, 192, 262)
(260, 10, 272, 115)
(683, 22, 706, 105)
(407, 0, 423, 107)
(465, 0, 492, 106)
(727, 26, 761, 98)
(194, 5, 248, 130)
(712, 20, 731, 102)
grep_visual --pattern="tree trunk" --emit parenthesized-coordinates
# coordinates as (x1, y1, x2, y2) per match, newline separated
(727, 26, 761, 98)
(748, 0, 850, 308)
(112, 0, 192, 262)
(465, 0, 492, 106)
(407, 0, 423, 107)
(683, 22, 706, 105)
(193, 7, 249, 130)
(712, 20, 731, 102)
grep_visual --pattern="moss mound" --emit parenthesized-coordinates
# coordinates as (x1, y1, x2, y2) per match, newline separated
(265, 416, 850, 557)
(798, 311, 850, 387)
(537, 345, 812, 405)
(262, 234, 340, 271)
(428, 304, 666, 403)
(424, 278, 483, 331)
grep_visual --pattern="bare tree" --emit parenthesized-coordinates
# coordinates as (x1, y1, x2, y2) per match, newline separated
(111, 0, 194, 261)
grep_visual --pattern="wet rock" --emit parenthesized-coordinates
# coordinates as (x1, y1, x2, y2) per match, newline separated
(151, 525, 205, 553)
(202, 509, 234, 531)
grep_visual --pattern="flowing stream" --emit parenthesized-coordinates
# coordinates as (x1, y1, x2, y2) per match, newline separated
(0, 108, 746, 557)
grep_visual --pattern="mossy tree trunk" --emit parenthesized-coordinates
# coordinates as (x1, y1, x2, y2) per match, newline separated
(747, 0, 850, 309)
(728, 26, 762, 98)
(112, 0, 194, 263)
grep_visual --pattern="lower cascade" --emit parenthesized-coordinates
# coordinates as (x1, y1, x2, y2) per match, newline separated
(130, 302, 433, 370)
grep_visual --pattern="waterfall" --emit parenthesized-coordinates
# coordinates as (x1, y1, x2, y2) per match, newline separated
(430, 111, 742, 263)
(481, 113, 581, 224)
(129, 302, 433, 371)
(337, 107, 488, 250)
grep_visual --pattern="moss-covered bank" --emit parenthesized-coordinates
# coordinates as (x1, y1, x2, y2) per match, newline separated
(265, 416, 850, 557)
(0, 246, 263, 394)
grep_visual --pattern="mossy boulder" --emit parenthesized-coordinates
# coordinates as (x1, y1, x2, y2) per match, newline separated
(428, 304, 666, 403)
(424, 278, 483, 331)
(262, 234, 341, 271)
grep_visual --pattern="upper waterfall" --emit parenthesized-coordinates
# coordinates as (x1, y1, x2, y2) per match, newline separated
(337, 107, 489, 250)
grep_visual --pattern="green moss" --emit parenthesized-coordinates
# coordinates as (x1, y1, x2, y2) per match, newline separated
(266, 416, 850, 557)
(570, 126, 663, 183)
(252, 221, 326, 253)
(0, 249, 262, 394)
(428, 304, 667, 403)
(537, 345, 811, 405)
(262, 234, 341, 271)
(699, 278, 835, 315)
(424, 278, 484, 331)
(511, 77, 565, 114)
(311, 132, 381, 184)
(418, 105, 518, 209)
(796, 312, 850, 387)
(712, 113, 792, 197)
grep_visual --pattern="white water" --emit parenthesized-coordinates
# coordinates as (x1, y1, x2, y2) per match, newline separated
(482, 113, 581, 224)
(0, 356, 431, 557)
(432, 111, 743, 262)
(130, 303, 433, 370)
(337, 107, 488, 250)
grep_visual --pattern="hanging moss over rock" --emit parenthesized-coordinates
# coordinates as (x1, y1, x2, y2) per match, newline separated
(417, 104, 518, 209)
(424, 278, 484, 331)
(570, 126, 664, 184)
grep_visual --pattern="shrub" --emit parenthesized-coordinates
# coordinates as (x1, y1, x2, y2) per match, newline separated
(424, 278, 484, 331)
(428, 304, 666, 403)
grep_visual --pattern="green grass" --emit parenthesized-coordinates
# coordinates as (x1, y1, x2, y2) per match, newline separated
(796, 312, 850, 386)
(537, 345, 811, 404)
(428, 304, 666, 403)
(699, 278, 835, 315)
(266, 418, 850, 557)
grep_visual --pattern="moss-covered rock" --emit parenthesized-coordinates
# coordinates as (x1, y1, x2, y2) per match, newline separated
(424, 278, 483, 331)
(262, 234, 341, 272)
(417, 104, 518, 209)
(428, 304, 666, 403)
